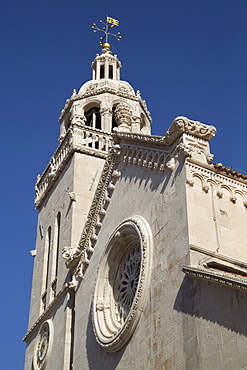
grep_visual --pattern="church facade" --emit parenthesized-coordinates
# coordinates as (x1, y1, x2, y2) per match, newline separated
(23, 42, 247, 369)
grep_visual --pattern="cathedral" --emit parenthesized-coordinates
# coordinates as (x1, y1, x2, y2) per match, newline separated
(24, 18, 247, 369)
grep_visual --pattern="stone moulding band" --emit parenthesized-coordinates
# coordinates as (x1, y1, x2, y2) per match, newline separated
(23, 284, 72, 343)
(183, 265, 247, 291)
(92, 216, 153, 353)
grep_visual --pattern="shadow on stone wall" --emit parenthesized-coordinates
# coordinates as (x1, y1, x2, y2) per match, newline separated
(174, 275, 247, 337)
(86, 304, 126, 370)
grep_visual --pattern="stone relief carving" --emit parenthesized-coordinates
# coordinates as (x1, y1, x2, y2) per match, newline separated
(122, 144, 174, 172)
(92, 216, 153, 353)
(163, 116, 217, 145)
(99, 107, 112, 116)
(114, 103, 132, 131)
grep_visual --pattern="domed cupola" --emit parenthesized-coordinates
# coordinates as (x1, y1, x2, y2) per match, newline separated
(58, 17, 152, 146)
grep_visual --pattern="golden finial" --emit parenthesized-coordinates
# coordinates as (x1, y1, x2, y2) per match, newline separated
(92, 16, 122, 49)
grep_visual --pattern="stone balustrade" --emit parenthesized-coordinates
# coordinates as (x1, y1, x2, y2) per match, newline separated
(34, 125, 113, 209)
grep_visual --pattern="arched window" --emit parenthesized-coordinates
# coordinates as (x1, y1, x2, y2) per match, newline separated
(85, 107, 101, 130)
(109, 65, 113, 79)
(51, 213, 61, 298)
(100, 65, 105, 79)
(41, 226, 51, 311)
(112, 107, 118, 132)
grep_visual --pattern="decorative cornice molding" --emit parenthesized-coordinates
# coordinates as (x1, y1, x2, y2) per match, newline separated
(59, 84, 152, 124)
(183, 265, 247, 291)
(214, 163, 247, 181)
(91, 52, 122, 70)
(23, 285, 73, 342)
(122, 144, 175, 171)
(186, 161, 247, 205)
(162, 116, 216, 145)
(190, 244, 247, 270)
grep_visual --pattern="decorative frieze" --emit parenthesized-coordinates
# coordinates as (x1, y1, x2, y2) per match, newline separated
(186, 161, 247, 205)
(122, 144, 174, 172)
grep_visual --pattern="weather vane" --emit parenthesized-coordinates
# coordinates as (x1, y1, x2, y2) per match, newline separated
(92, 16, 122, 49)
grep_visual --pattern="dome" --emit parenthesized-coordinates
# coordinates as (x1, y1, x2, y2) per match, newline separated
(78, 78, 135, 96)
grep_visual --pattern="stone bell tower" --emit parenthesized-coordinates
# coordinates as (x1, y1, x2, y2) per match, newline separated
(23, 28, 152, 368)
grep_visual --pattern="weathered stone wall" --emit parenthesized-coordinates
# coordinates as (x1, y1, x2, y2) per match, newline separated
(72, 150, 191, 369)
(71, 149, 247, 370)
(186, 161, 247, 262)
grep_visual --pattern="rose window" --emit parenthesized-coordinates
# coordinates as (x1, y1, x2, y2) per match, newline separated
(114, 245, 141, 324)
(92, 216, 152, 353)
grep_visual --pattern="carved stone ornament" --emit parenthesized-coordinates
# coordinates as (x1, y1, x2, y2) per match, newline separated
(33, 320, 53, 370)
(114, 103, 132, 131)
(163, 116, 217, 145)
(92, 216, 153, 353)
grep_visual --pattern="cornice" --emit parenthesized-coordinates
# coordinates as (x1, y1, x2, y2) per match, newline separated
(183, 265, 247, 291)
(59, 85, 152, 124)
(23, 285, 73, 342)
(190, 244, 247, 270)
(214, 163, 247, 182)
(186, 160, 247, 198)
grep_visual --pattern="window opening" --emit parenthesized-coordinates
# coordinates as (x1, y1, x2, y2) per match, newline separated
(85, 107, 101, 130)
(109, 65, 113, 79)
(112, 107, 118, 132)
(100, 65, 105, 79)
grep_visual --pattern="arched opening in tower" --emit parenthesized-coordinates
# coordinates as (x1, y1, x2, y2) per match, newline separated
(85, 107, 101, 130)
(112, 107, 118, 132)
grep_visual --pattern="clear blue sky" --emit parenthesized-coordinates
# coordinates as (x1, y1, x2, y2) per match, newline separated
(1, 0, 247, 368)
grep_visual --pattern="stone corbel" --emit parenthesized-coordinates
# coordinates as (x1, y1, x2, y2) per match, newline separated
(68, 192, 76, 201)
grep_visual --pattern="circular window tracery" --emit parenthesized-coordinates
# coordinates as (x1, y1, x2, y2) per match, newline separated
(92, 216, 152, 352)
(33, 320, 53, 370)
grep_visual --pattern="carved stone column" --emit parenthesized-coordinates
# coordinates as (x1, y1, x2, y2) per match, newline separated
(132, 116, 141, 133)
(100, 107, 112, 133)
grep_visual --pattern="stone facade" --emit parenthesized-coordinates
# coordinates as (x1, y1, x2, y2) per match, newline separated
(23, 47, 247, 369)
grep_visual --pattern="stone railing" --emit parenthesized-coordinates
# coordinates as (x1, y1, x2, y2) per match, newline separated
(34, 125, 113, 209)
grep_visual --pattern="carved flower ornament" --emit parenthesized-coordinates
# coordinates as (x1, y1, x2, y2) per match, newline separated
(92, 216, 153, 352)
(33, 320, 53, 370)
